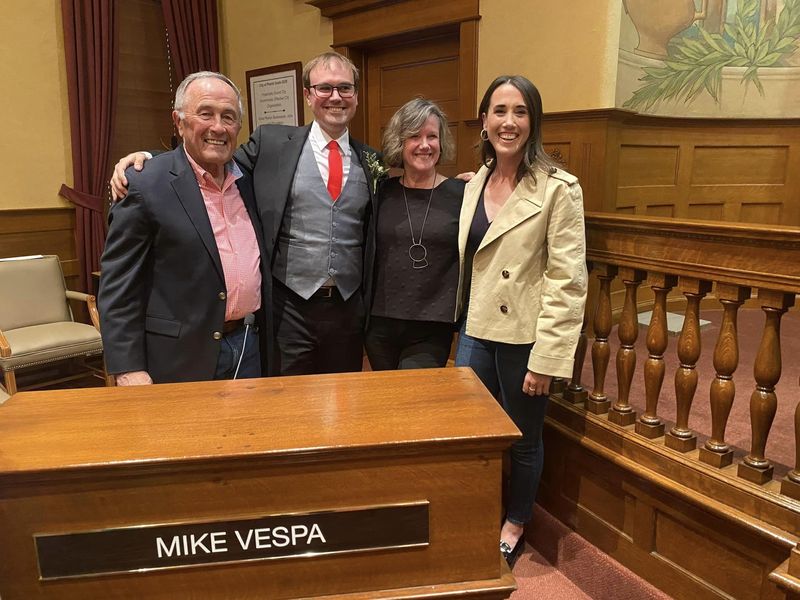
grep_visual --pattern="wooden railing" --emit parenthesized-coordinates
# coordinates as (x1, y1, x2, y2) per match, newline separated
(565, 213, 800, 500)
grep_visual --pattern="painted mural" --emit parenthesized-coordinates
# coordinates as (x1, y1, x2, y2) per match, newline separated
(617, 0, 800, 117)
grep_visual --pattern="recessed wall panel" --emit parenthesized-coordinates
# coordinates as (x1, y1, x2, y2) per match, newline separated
(654, 511, 763, 600)
(739, 202, 783, 225)
(691, 146, 788, 185)
(687, 203, 724, 221)
(645, 204, 675, 218)
(618, 145, 679, 187)
(380, 59, 458, 107)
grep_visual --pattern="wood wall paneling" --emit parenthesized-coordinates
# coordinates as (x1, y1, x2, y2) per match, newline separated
(541, 110, 800, 226)
(365, 32, 462, 176)
(542, 110, 623, 213)
(0, 208, 78, 289)
(540, 411, 795, 600)
(457, 19, 478, 122)
(368, 33, 460, 124)
(322, 0, 480, 177)
(317, 0, 479, 47)
(653, 510, 767, 599)
(332, 45, 367, 143)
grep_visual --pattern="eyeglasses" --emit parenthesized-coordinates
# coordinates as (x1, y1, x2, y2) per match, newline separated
(307, 84, 356, 98)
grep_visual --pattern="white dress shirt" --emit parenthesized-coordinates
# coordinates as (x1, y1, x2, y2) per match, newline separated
(308, 120, 351, 189)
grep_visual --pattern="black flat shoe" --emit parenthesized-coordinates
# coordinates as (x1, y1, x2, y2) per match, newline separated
(500, 537, 525, 568)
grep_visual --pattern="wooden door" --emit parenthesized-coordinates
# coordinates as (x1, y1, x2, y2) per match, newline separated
(365, 33, 463, 177)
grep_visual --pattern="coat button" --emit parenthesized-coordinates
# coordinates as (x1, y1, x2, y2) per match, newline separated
(213, 331, 222, 340)
(502, 270, 510, 278)
(500, 305, 509, 314)
(218, 292, 227, 300)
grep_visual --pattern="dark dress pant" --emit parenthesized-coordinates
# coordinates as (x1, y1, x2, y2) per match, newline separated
(272, 278, 365, 375)
(365, 316, 454, 370)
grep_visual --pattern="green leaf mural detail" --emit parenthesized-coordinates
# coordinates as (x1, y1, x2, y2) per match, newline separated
(624, 0, 800, 111)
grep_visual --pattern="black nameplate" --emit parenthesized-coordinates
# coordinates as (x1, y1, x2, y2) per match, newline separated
(35, 502, 428, 580)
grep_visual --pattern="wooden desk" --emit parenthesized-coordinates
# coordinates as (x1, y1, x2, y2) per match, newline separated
(0, 368, 519, 599)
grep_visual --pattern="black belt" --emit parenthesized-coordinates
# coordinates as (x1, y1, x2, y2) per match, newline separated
(312, 286, 337, 299)
(222, 318, 244, 333)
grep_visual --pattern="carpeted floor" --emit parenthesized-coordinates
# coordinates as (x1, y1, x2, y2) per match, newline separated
(512, 505, 672, 599)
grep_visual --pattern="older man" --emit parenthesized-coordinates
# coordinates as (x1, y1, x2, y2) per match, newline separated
(99, 72, 270, 384)
(112, 52, 377, 376)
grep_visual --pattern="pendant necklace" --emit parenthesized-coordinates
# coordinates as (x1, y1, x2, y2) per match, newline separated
(401, 172, 436, 269)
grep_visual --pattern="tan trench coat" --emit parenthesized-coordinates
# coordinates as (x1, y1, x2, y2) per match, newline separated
(455, 165, 587, 379)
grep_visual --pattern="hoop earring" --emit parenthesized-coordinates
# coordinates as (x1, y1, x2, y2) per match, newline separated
(480, 129, 489, 141)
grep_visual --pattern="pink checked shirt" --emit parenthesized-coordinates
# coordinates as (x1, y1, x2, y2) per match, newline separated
(185, 151, 261, 321)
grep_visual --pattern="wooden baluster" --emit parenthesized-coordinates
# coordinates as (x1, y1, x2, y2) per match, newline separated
(550, 377, 566, 397)
(699, 284, 750, 468)
(564, 310, 590, 406)
(781, 380, 800, 500)
(609, 268, 645, 426)
(636, 273, 677, 439)
(587, 264, 617, 415)
(739, 290, 795, 485)
(665, 278, 711, 452)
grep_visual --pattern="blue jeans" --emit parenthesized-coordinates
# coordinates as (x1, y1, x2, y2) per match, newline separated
(214, 324, 261, 379)
(455, 320, 548, 525)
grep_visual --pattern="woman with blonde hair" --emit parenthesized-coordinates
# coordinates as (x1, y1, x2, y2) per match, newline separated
(365, 98, 465, 370)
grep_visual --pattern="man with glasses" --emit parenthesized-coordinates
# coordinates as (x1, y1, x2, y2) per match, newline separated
(236, 51, 376, 375)
(112, 52, 376, 376)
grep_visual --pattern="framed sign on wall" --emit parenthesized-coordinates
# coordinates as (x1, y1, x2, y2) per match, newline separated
(245, 62, 304, 133)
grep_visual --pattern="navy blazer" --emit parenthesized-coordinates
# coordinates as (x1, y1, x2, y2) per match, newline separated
(99, 146, 272, 383)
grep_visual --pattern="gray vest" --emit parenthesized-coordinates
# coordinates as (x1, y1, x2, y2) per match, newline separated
(273, 140, 369, 300)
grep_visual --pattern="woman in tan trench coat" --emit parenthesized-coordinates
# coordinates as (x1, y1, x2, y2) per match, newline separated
(454, 75, 587, 568)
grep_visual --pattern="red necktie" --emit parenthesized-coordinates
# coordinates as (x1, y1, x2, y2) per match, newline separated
(327, 140, 343, 201)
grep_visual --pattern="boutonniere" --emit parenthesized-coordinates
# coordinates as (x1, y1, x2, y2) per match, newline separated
(363, 151, 389, 194)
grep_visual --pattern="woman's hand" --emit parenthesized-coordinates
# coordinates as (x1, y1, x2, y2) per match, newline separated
(522, 371, 552, 396)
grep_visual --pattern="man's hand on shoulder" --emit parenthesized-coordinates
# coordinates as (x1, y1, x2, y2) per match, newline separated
(115, 370, 154, 386)
(110, 152, 152, 202)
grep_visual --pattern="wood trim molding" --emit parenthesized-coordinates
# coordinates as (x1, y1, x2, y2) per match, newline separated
(308, 0, 405, 19)
(458, 19, 478, 122)
(545, 401, 800, 543)
(308, 0, 479, 46)
(544, 107, 800, 128)
(333, 45, 367, 142)
(541, 406, 798, 600)
(586, 212, 800, 292)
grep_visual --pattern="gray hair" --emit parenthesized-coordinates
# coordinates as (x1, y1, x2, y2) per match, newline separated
(174, 71, 243, 122)
(382, 98, 454, 168)
(302, 52, 360, 88)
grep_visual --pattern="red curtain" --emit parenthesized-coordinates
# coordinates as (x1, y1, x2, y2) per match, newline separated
(162, 0, 220, 82)
(60, 0, 118, 294)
